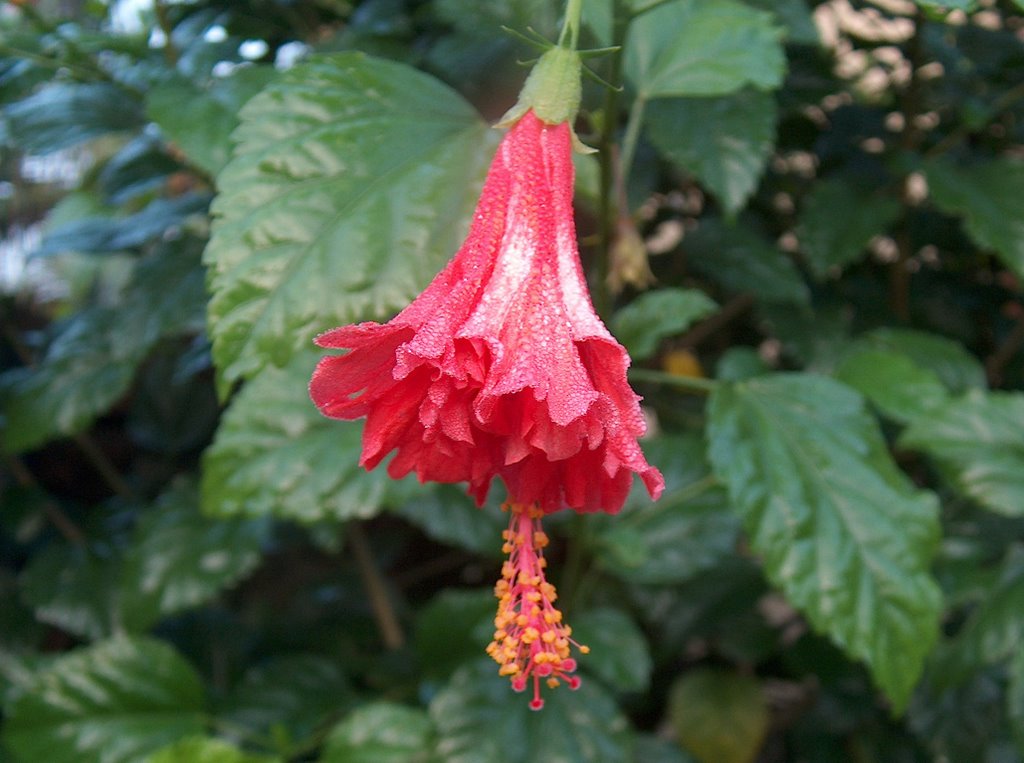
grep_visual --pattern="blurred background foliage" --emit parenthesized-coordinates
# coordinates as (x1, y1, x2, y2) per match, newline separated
(1, 0, 1024, 761)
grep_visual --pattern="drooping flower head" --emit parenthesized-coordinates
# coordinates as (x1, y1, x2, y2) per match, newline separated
(310, 28, 663, 709)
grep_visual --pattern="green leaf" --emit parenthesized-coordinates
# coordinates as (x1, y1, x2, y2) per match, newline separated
(0, 239, 207, 452)
(204, 52, 496, 393)
(202, 352, 410, 523)
(430, 659, 632, 763)
(572, 608, 652, 694)
(632, 735, 697, 763)
(835, 348, 950, 424)
(594, 435, 739, 586)
(35, 194, 210, 257)
(3, 82, 144, 154)
(145, 736, 281, 763)
(951, 545, 1024, 669)
(147, 67, 276, 177)
(389, 485, 504, 556)
(797, 180, 901, 278)
(856, 328, 986, 394)
(900, 391, 1024, 517)
(321, 703, 434, 763)
(0, 308, 148, 452)
(216, 655, 354, 750)
(707, 374, 942, 712)
(925, 158, 1024, 279)
(742, 0, 819, 45)
(645, 90, 777, 215)
(668, 669, 768, 763)
(123, 479, 269, 617)
(686, 220, 809, 304)
(19, 542, 143, 640)
(624, 0, 785, 98)
(611, 288, 717, 360)
(415, 588, 495, 682)
(913, 0, 978, 11)
(1, 637, 206, 763)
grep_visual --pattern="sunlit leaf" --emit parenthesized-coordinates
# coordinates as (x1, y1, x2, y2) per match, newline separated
(204, 52, 496, 394)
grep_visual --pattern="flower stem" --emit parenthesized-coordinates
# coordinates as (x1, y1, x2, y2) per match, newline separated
(558, 0, 584, 50)
(619, 94, 646, 192)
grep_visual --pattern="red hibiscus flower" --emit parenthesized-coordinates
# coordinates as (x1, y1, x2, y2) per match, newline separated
(309, 109, 664, 514)
(311, 32, 663, 709)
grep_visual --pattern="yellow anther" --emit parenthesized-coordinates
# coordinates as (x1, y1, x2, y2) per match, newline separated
(499, 663, 520, 676)
(578, 645, 590, 654)
(542, 631, 556, 644)
(547, 678, 560, 689)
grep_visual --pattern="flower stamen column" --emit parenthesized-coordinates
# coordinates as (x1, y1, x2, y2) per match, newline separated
(487, 502, 589, 711)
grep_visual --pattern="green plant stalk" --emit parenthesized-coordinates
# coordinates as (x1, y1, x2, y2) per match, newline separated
(594, 0, 631, 318)
(619, 94, 647, 193)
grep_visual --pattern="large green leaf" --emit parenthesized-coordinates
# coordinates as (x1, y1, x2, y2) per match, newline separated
(835, 348, 950, 424)
(3, 82, 143, 154)
(1, 637, 206, 763)
(925, 158, 1024, 279)
(900, 391, 1024, 517)
(610, 288, 718, 361)
(147, 67, 276, 177)
(202, 351, 410, 523)
(321, 703, 435, 763)
(624, 0, 785, 99)
(797, 179, 901, 278)
(645, 90, 777, 215)
(707, 374, 942, 712)
(430, 659, 632, 763)
(122, 480, 268, 616)
(204, 52, 496, 393)
(685, 220, 809, 304)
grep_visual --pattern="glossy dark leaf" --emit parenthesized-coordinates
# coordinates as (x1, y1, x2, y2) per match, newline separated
(611, 288, 717, 360)
(1, 637, 206, 763)
(708, 374, 942, 712)
(431, 659, 632, 763)
(321, 703, 435, 763)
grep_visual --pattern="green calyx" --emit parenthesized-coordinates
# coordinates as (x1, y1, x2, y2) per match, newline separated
(497, 46, 593, 152)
